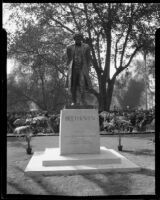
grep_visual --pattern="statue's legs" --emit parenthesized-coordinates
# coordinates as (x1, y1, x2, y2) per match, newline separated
(79, 72, 87, 105)
(71, 69, 88, 106)
(71, 86, 77, 105)
(71, 69, 80, 105)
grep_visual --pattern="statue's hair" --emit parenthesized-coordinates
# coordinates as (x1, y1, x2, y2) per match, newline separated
(73, 32, 83, 40)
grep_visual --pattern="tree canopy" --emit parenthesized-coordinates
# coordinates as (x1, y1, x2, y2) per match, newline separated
(4, 3, 158, 111)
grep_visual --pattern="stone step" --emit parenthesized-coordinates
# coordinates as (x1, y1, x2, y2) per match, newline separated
(25, 146, 140, 176)
(42, 147, 121, 167)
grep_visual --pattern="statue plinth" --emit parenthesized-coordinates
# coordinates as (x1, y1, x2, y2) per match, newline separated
(64, 104, 94, 109)
(59, 108, 100, 155)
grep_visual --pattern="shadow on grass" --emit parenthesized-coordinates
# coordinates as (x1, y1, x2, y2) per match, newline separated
(122, 149, 154, 156)
(7, 137, 27, 149)
(81, 168, 155, 195)
(82, 172, 132, 195)
(8, 141, 27, 149)
(132, 168, 155, 177)
(12, 165, 66, 195)
(8, 180, 32, 194)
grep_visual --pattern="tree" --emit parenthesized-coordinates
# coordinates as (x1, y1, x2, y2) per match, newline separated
(117, 78, 145, 109)
(133, 58, 155, 109)
(7, 62, 67, 112)
(6, 12, 70, 112)
(5, 3, 158, 111)
(7, 72, 30, 112)
(4, 4, 76, 112)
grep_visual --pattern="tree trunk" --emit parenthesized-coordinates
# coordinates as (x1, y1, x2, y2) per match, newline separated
(98, 77, 107, 111)
(98, 77, 116, 111)
(41, 76, 47, 111)
(99, 87, 107, 111)
(144, 51, 148, 110)
(106, 78, 116, 111)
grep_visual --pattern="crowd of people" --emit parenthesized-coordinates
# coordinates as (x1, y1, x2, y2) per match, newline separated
(7, 108, 155, 136)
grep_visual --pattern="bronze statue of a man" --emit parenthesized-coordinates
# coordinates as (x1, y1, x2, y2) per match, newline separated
(66, 33, 92, 106)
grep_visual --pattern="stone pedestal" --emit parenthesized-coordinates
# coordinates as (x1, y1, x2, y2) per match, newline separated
(25, 108, 140, 175)
(25, 146, 140, 175)
(60, 109, 100, 155)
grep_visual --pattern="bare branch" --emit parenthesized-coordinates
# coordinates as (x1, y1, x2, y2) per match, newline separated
(67, 4, 85, 12)
(39, 4, 74, 34)
(119, 4, 133, 67)
(50, 16, 74, 34)
(83, 3, 101, 77)
(89, 70, 98, 80)
(40, 54, 67, 77)
(114, 34, 123, 70)
(112, 45, 142, 79)
(119, 26, 132, 67)
(123, 45, 142, 68)
(58, 3, 67, 13)
(18, 89, 44, 110)
(103, 4, 112, 82)
(92, 3, 107, 33)
(68, 4, 81, 31)
(9, 50, 36, 55)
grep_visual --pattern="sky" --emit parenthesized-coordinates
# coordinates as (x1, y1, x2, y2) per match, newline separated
(3, 3, 16, 74)
(7, 59, 17, 74)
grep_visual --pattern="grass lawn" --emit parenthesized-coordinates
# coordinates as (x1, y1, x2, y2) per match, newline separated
(7, 134, 155, 196)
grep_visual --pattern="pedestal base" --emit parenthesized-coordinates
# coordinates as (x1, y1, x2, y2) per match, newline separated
(25, 146, 140, 176)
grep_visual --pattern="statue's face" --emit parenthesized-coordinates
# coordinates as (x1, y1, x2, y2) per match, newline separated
(74, 35, 83, 45)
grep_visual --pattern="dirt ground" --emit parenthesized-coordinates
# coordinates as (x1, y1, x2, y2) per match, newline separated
(6, 134, 155, 195)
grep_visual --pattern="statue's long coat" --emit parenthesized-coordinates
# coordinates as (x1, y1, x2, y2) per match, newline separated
(66, 42, 92, 93)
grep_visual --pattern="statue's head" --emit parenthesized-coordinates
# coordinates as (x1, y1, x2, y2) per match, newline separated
(73, 32, 83, 45)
